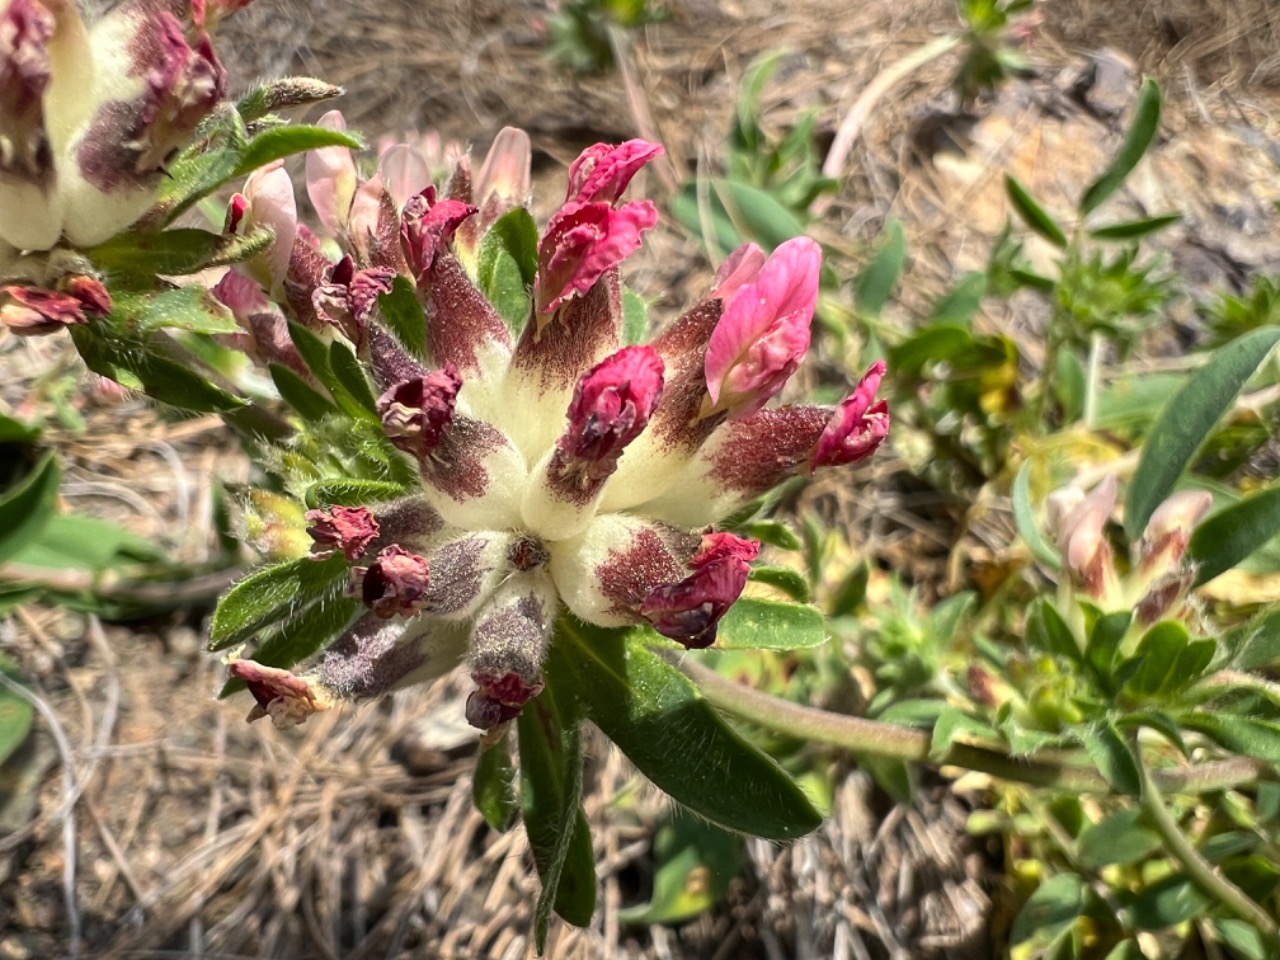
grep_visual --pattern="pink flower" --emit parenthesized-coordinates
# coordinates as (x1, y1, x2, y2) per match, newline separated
(376, 363, 463, 459)
(534, 198, 658, 314)
(305, 505, 380, 561)
(703, 237, 821, 419)
(0, 278, 109, 335)
(228, 660, 332, 728)
(1048, 476, 1118, 601)
(350, 544, 431, 619)
(228, 159, 297, 296)
(640, 533, 759, 648)
(305, 110, 359, 236)
(565, 139, 664, 204)
(811, 361, 890, 470)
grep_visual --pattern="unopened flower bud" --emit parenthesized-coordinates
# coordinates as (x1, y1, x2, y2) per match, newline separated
(376, 363, 462, 459)
(1049, 476, 1118, 601)
(640, 533, 759, 648)
(349, 544, 430, 618)
(521, 345, 665, 540)
(1138, 489, 1213, 576)
(464, 570, 556, 729)
(810, 360, 890, 470)
(702, 236, 820, 420)
(305, 505, 379, 561)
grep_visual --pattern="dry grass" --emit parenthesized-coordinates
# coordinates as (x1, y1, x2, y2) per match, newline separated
(4, 0, 1280, 957)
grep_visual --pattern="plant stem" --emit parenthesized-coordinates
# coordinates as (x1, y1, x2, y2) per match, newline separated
(676, 655, 1267, 795)
(1137, 747, 1280, 949)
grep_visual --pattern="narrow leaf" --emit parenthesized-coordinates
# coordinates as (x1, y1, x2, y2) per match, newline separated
(1080, 721, 1140, 795)
(716, 598, 826, 650)
(1014, 463, 1062, 569)
(1004, 175, 1068, 248)
(0, 654, 35, 767)
(1026, 598, 1082, 665)
(473, 733, 517, 832)
(270, 364, 339, 423)
(1078, 808, 1162, 869)
(1179, 713, 1280, 764)
(553, 621, 822, 839)
(1188, 486, 1280, 586)
(208, 555, 349, 651)
(234, 125, 363, 177)
(1126, 328, 1280, 538)
(376, 276, 428, 361)
(1088, 213, 1181, 241)
(517, 691, 596, 937)
(0, 453, 60, 566)
(748, 566, 811, 603)
(1080, 77, 1162, 215)
(853, 219, 906, 316)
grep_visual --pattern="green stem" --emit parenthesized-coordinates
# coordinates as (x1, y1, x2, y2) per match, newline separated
(677, 655, 1266, 795)
(1137, 747, 1280, 949)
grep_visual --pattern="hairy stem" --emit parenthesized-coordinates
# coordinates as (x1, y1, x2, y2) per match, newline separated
(1137, 748, 1280, 948)
(676, 655, 1267, 795)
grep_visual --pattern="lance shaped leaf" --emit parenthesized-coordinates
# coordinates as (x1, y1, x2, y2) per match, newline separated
(552, 620, 822, 839)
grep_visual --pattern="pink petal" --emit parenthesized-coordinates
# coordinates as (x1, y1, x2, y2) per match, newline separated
(704, 236, 821, 418)
(811, 360, 890, 470)
(379, 144, 432, 211)
(709, 242, 766, 302)
(535, 198, 658, 313)
(474, 126, 532, 207)
(241, 160, 297, 292)
(305, 110, 357, 235)
(566, 139, 664, 204)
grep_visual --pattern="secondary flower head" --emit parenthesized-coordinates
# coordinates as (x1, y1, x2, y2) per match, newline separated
(224, 137, 890, 732)
(0, 0, 246, 251)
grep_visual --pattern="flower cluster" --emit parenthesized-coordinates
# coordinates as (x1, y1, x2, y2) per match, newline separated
(1048, 477, 1213, 627)
(0, 0, 247, 332)
(224, 133, 890, 731)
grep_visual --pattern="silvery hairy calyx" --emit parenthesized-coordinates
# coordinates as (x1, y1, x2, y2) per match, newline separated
(219, 131, 890, 731)
(0, 0, 248, 332)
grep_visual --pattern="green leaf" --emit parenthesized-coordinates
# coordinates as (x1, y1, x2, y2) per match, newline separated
(207, 555, 349, 651)
(0, 413, 39, 445)
(233, 125, 362, 178)
(119, 286, 241, 335)
(270, 364, 338, 423)
(0, 653, 35, 767)
(1080, 720, 1140, 795)
(88, 228, 274, 280)
(1004, 175, 1067, 248)
(304, 479, 412, 509)
(853, 219, 906, 317)
(670, 179, 806, 258)
(1232, 609, 1280, 671)
(1056, 349, 1086, 423)
(517, 690, 596, 938)
(929, 706, 997, 761)
(234, 77, 343, 123)
(70, 326, 246, 413)
(617, 817, 741, 924)
(1026, 599, 1082, 665)
(0, 453, 60, 567)
(748, 566, 811, 603)
(1088, 213, 1182, 241)
(1122, 620, 1191, 700)
(716, 598, 826, 650)
(828, 562, 869, 617)
(1080, 77, 1162, 215)
(742, 520, 801, 551)
(288, 321, 336, 385)
(1077, 808, 1162, 868)
(473, 732, 517, 832)
(622, 288, 648, 345)
(328, 341, 379, 417)
(1215, 918, 1270, 960)
(1014, 463, 1062, 569)
(1126, 328, 1280, 538)
(1188, 486, 1280, 586)
(376, 276, 428, 361)
(9, 513, 164, 572)
(476, 208, 538, 335)
(1130, 873, 1210, 930)
(1085, 609, 1133, 687)
(553, 621, 822, 839)
(927, 271, 986, 327)
(242, 593, 360, 673)
(1011, 873, 1086, 944)
(1179, 713, 1280, 764)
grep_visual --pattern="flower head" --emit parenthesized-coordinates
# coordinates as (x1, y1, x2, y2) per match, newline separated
(221, 137, 889, 731)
